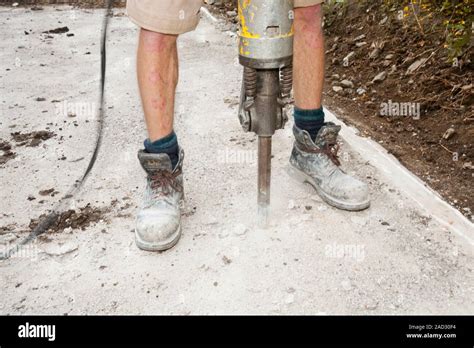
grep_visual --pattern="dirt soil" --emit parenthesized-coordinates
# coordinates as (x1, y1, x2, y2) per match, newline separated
(0, 139, 16, 165)
(1, 131, 55, 165)
(28, 204, 109, 233)
(11, 130, 55, 147)
(322, 2, 473, 220)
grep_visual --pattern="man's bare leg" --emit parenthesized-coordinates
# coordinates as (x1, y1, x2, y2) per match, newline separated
(137, 29, 178, 142)
(135, 28, 184, 251)
(289, 4, 370, 211)
(293, 4, 325, 110)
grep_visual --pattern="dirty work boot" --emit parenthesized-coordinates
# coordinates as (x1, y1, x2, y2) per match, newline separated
(135, 148, 184, 251)
(289, 123, 370, 211)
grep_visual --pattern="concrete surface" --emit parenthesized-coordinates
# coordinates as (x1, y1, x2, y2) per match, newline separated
(0, 6, 473, 315)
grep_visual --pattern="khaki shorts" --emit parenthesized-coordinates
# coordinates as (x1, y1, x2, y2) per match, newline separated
(127, 0, 324, 35)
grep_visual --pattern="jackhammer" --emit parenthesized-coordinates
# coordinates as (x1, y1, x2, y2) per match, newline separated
(238, 0, 294, 225)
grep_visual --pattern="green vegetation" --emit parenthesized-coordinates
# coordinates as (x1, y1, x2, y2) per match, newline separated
(389, 0, 472, 61)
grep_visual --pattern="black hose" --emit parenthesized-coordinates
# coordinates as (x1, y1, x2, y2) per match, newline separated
(0, 0, 113, 261)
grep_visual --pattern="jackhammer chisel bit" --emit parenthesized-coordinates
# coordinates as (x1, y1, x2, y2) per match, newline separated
(238, 0, 295, 226)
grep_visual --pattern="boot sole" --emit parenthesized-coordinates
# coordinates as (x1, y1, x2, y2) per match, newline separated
(135, 224, 182, 252)
(287, 164, 370, 211)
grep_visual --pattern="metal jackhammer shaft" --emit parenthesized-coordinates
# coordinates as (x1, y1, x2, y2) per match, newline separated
(257, 136, 272, 226)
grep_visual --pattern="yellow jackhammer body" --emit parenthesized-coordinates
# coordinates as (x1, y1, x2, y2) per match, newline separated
(238, 0, 295, 225)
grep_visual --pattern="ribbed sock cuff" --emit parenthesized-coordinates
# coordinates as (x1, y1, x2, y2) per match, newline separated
(144, 131, 179, 169)
(294, 106, 325, 140)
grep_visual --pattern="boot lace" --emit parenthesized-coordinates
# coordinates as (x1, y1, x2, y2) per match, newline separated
(149, 168, 182, 197)
(303, 142, 341, 166)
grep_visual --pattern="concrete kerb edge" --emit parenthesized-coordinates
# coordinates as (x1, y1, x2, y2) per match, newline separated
(325, 109, 474, 246)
